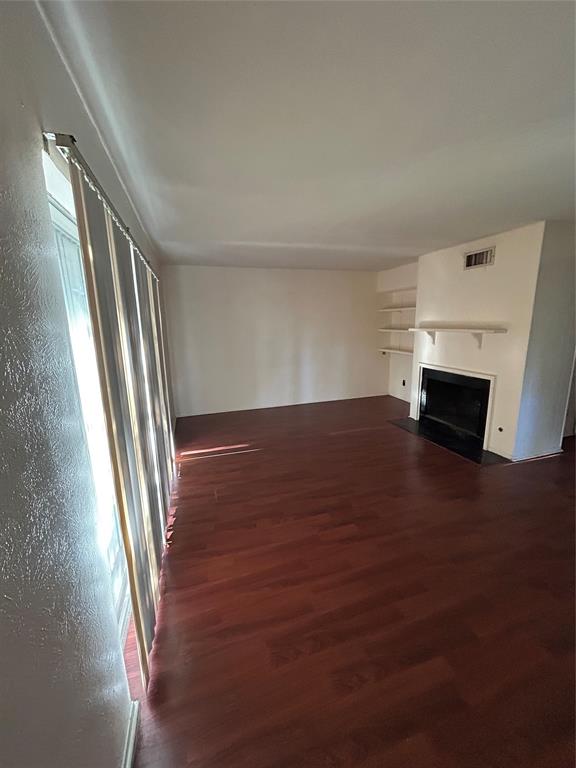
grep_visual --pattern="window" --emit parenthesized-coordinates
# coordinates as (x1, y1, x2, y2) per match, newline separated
(42, 151, 130, 639)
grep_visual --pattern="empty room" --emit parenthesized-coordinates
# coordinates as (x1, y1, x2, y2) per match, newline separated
(1, 2, 574, 767)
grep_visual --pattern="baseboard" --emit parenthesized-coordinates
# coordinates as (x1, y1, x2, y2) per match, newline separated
(510, 449, 563, 464)
(122, 700, 140, 768)
(176, 392, 392, 419)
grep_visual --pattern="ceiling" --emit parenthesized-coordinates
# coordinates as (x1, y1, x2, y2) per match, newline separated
(42, 1, 574, 270)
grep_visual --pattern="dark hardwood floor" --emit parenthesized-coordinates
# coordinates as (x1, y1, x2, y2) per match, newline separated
(134, 395, 574, 768)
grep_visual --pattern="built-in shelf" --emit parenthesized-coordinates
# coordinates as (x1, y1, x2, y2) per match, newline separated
(409, 326, 507, 349)
(377, 305, 416, 313)
(376, 286, 416, 360)
(378, 348, 413, 356)
(377, 286, 417, 295)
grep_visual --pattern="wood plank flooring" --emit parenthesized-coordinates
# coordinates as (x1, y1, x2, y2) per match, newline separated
(134, 396, 574, 768)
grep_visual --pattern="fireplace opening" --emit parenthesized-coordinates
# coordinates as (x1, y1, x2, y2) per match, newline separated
(420, 367, 490, 444)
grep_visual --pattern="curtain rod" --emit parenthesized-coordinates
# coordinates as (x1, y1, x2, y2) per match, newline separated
(43, 132, 159, 282)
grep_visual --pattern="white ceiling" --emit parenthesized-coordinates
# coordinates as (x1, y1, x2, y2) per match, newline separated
(42, 1, 574, 270)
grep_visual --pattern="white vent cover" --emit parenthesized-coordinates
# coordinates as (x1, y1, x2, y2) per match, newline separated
(464, 247, 495, 269)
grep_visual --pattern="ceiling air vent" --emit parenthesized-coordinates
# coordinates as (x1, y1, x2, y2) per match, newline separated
(464, 247, 495, 270)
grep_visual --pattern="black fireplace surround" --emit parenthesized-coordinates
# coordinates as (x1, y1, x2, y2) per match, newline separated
(392, 367, 506, 464)
(419, 367, 490, 443)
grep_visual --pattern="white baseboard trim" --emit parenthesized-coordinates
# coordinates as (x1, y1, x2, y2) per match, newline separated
(510, 449, 563, 464)
(122, 701, 140, 768)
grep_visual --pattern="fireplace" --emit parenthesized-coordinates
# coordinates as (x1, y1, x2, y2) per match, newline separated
(419, 367, 490, 445)
(392, 366, 505, 464)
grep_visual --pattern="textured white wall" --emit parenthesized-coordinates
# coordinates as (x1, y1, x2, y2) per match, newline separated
(409, 223, 545, 459)
(514, 221, 575, 458)
(0, 5, 133, 767)
(163, 266, 382, 416)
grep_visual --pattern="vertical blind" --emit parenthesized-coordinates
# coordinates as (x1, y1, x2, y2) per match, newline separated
(47, 134, 174, 680)
(48, 192, 130, 636)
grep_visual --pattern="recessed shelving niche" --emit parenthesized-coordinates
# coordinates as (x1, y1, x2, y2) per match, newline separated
(376, 285, 417, 360)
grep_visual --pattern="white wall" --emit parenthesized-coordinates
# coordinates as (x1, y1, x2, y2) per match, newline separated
(376, 263, 418, 403)
(0, 5, 135, 767)
(387, 350, 413, 403)
(409, 223, 545, 459)
(163, 266, 382, 416)
(514, 221, 575, 458)
(376, 262, 418, 293)
(564, 363, 576, 437)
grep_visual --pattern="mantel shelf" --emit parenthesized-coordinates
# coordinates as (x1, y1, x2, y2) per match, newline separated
(377, 306, 416, 313)
(409, 326, 507, 349)
(378, 327, 414, 334)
